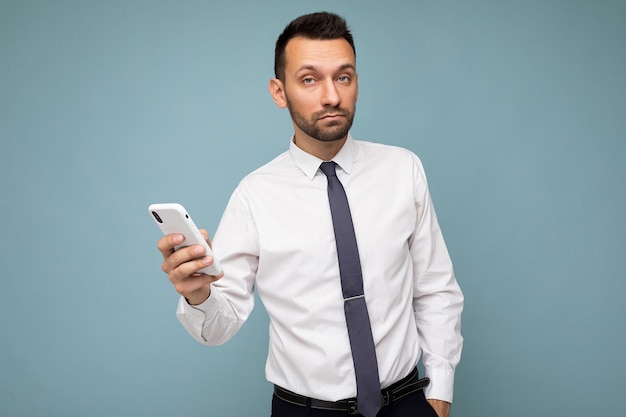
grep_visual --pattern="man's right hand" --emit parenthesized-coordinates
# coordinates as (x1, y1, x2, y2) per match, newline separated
(157, 229, 224, 305)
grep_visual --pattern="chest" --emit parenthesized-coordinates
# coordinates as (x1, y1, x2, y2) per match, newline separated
(247, 169, 416, 266)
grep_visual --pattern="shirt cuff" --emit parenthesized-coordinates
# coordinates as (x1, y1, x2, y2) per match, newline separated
(176, 290, 221, 343)
(424, 367, 456, 403)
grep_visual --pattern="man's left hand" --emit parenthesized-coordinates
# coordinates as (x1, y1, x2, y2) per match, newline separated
(427, 399, 451, 417)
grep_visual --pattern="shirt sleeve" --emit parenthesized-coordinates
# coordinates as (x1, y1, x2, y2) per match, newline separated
(176, 186, 260, 346)
(409, 155, 464, 403)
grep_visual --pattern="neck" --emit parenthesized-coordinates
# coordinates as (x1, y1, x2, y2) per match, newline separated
(293, 132, 347, 161)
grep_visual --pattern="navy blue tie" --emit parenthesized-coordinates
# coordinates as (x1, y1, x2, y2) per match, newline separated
(320, 161, 381, 417)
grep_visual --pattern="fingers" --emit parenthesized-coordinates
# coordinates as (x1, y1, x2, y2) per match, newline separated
(157, 232, 223, 304)
(167, 253, 223, 305)
(163, 245, 212, 277)
(157, 233, 184, 259)
(157, 233, 212, 266)
(160, 241, 213, 276)
(159, 230, 212, 258)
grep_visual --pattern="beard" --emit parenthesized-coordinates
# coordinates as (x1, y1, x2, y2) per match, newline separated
(286, 97, 355, 142)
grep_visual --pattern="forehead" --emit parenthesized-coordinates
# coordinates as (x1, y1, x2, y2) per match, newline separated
(284, 37, 356, 73)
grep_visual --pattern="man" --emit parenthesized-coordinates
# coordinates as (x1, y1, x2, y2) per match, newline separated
(158, 12, 463, 417)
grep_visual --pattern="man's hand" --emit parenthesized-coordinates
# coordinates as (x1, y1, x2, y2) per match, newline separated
(427, 399, 451, 417)
(157, 229, 223, 305)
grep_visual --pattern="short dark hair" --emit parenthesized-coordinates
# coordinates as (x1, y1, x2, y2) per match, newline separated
(274, 12, 356, 80)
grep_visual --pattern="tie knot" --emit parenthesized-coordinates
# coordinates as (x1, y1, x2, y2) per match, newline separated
(319, 161, 337, 177)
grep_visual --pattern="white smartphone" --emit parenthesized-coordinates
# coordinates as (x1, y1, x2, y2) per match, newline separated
(148, 203, 223, 276)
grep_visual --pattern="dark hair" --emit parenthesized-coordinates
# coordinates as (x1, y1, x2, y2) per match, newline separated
(274, 12, 356, 80)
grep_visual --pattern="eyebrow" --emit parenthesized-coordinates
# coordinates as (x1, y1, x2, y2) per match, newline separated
(295, 63, 356, 74)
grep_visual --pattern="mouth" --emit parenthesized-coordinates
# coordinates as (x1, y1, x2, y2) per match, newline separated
(318, 113, 346, 122)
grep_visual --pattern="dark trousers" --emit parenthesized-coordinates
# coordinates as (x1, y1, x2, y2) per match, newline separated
(271, 388, 439, 417)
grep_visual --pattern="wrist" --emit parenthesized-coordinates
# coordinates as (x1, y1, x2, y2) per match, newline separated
(185, 286, 211, 305)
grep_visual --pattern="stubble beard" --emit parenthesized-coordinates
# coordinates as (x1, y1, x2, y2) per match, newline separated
(286, 97, 355, 143)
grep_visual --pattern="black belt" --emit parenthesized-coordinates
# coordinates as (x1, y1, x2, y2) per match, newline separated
(274, 368, 430, 415)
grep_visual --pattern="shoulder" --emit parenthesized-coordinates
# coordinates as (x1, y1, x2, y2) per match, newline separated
(245, 150, 292, 178)
(233, 150, 300, 196)
(353, 139, 424, 170)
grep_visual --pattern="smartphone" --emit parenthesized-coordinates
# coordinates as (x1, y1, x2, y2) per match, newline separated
(148, 203, 223, 276)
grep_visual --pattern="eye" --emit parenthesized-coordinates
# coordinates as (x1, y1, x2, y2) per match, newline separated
(337, 75, 351, 83)
(302, 77, 315, 85)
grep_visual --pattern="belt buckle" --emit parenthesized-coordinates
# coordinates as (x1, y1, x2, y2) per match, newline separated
(347, 400, 359, 415)
(382, 390, 391, 407)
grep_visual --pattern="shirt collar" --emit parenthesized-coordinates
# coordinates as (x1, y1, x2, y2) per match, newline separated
(289, 133, 356, 180)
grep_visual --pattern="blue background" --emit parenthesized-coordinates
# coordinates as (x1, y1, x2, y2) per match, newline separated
(1, 1, 624, 416)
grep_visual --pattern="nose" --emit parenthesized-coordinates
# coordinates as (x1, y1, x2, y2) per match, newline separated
(320, 79, 341, 107)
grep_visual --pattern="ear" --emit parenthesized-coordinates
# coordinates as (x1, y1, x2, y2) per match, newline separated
(269, 78, 288, 109)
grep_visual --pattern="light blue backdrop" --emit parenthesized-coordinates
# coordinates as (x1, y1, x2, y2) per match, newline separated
(1, 1, 624, 416)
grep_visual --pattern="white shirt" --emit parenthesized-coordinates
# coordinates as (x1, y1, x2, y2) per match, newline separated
(176, 134, 463, 402)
